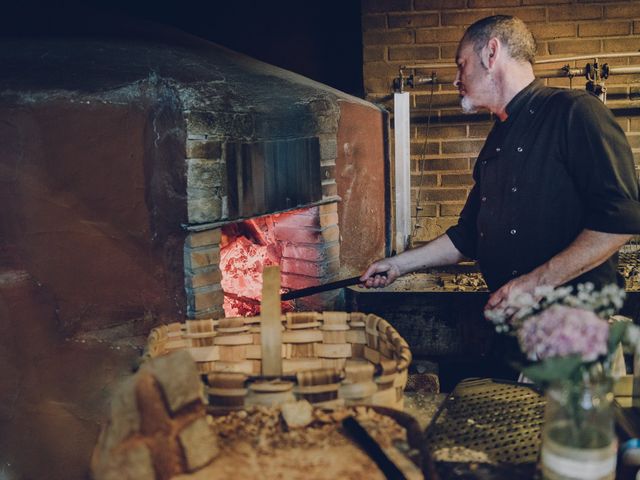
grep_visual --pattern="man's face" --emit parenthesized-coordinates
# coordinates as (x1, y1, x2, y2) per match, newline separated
(454, 41, 491, 114)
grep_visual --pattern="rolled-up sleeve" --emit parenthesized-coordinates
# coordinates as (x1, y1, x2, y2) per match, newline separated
(565, 94, 640, 233)
(446, 174, 481, 259)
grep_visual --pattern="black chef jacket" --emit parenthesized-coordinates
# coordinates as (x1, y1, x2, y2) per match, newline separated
(446, 79, 640, 292)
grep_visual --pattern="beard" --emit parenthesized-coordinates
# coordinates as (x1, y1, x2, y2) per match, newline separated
(460, 95, 478, 114)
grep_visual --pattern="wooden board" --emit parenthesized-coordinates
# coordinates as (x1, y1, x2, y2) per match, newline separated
(261, 266, 283, 376)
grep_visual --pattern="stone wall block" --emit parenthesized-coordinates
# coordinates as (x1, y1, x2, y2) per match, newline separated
(185, 267, 222, 289)
(92, 352, 215, 480)
(319, 137, 338, 160)
(186, 229, 222, 248)
(187, 194, 226, 224)
(142, 351, 203, 414)
(186, 140, 223, 159)
(186, 284, 224, 313)
(99, 444, 156, 480)
(105, 376, 141, 451)
(192, 305, 225, 320)
(186, 158, 226, 189)
(184, 245, 221, 272)
(186, 111, 255, 139)
(178, 417, 220, 472)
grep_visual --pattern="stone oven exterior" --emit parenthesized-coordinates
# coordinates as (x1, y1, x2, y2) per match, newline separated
(0, 26, 388, 334)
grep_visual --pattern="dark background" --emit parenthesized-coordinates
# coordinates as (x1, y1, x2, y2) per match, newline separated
(1, 0, 364, 97)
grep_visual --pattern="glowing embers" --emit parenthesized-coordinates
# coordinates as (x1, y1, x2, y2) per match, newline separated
(220, 216, 293, 317)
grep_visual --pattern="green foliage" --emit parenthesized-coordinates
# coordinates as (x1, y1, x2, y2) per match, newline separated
(522, 354, 583, 385)
(607, 321, 628, 354)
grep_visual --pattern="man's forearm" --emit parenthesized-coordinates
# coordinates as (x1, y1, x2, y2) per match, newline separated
(392, 234, 466, 275)
(529, 229, 631, 288)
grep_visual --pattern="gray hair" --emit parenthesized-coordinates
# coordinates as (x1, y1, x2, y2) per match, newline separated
(461, 15, 537, 65)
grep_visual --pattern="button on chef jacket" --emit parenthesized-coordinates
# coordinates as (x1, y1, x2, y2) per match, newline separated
(446, 79, 640, 292)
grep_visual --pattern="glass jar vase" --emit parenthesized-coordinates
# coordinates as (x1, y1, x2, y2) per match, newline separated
(540, 379, 617, 480)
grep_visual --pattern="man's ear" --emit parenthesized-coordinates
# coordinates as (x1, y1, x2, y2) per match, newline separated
(482, 37, 500, 69)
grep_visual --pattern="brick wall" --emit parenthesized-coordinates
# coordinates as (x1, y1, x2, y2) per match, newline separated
(362, 0, 640, 244)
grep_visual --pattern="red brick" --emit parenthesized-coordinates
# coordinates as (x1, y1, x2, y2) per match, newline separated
(441, 173, 473, 186)
(186, 229, 222, 248)
(419, 158, 470, 171)
(412, 215, 462, 240)
(441, 45, 459, 60)
(364, 77, 394, 95)
(410, 173, 438, 187)
(389, 46, 439, 61)
(185, 246, 220, 270)
(274, 225, 319, 243)
(281, 273, 320, 290)
(193, 305, 224, 320)
(192, 287, 224, 312)
(414, 124, 467, 138)
(442, 139, 485, 154)
(603, 38, 640, 53)
(628, 134, 640, 149)
(440, 203, 465, 216)
(630, 117, 640, 131)
(468, 123, 493, 138)
(420, 188, 468, 202)
(494, 8, 546, 22)
(523, 0, 570, 4)
(536, 41, 549, 57)
(546, 77, 573, 88)
(529, 23, 577, 40)
(414, 92, 460, 108)
(283, 243, 338, 262)
(364, 30, 414, 46)
(469, 0, 519, 7)
(416, 26, 466, 44)
(363, 46, 386, 62)
(548, 39, 602, 55)
(322, 181, 338, 198)
(362, 0, 412, 13)
(605, 3, 640, 19)
(388, 13, 439, 28)
(409, 141, 440, 155)
(410, 203, 439, 217)
(442, 9, 493, 26)
(579, 21, 631, 37)
(364, 61, 402, 79)
(635, 21, 640, 34)
(319, 202, 337, 216)
(549, 5, 603, 21)
(415, 0, 466, 9)
(280, 258, 337, 278)
(186, 268, 222, 289)
(275, 209, 319, 228)
(362, 14, 387, 31)
(616, 116, 630, 132)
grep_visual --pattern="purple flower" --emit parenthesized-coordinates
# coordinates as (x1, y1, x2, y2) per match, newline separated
(517, 305, 609, 361)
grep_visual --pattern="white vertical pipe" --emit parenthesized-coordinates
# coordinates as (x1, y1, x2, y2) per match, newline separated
(394, 92, 411, 253)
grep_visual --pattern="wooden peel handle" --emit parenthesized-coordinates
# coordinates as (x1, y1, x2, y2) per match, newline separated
(261, 266, 283, 377)
(281, 272, 387, 301)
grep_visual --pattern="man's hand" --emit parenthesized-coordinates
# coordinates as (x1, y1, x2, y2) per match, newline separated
(485, 271, 544, 312)
(360, 259, 401, 288)
(485, 230, 631, 314)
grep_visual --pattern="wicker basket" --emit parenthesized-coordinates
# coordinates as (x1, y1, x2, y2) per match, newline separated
(146, 268, 412, 411)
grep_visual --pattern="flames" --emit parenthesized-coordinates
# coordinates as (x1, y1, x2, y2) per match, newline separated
(220, 216, 294, 317)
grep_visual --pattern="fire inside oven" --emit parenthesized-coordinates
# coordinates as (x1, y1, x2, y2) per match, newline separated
(220, 212, 299, 317)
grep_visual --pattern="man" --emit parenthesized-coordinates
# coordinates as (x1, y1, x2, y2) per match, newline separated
(361, 15, 640, 313)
